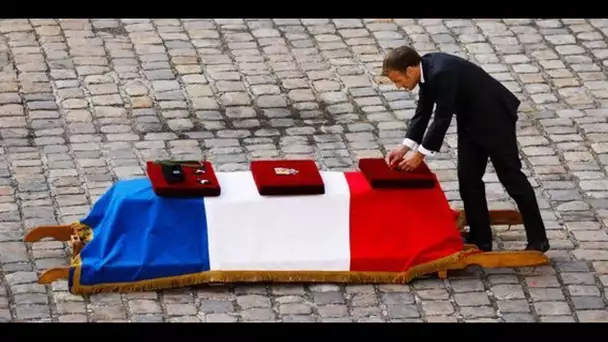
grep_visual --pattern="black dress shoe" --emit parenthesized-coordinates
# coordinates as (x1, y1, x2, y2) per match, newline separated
(525, 240, 550, 253)
(462, 233, 493, 252)
(472, 242, 493, 252)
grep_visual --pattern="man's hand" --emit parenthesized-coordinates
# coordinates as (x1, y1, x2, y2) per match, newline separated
(397, 151, 425, 171)
(385, 145, 409, 168)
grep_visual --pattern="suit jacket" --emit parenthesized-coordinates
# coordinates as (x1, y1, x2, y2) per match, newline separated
(406, 52, 521, 152)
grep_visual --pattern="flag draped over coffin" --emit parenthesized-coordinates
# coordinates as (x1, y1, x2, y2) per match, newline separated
(67, 171, 465, 295)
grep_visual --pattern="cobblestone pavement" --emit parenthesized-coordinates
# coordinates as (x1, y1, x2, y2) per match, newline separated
(0, 18, 608, 323)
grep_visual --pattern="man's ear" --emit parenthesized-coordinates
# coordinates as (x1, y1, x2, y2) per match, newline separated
(406, 66, 417, 78)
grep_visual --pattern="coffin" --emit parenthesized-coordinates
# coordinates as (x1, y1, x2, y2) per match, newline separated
(58, 170, 464, 295)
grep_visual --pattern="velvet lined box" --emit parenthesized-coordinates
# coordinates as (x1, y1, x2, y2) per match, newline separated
(250, 159, 325, 196)
(146, 160, 221, 198)
(358, 158, 436, 189)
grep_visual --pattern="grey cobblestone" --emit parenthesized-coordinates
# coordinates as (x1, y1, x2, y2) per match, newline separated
(1, 18, 607, 322)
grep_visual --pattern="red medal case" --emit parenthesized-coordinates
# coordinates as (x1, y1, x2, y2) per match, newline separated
(250, 159, 325, 196)
(146, 160, 221, 197)
(358, 158, 436, 189)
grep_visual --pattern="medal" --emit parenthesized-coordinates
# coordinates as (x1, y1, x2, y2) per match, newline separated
(274, 167, 299, 176)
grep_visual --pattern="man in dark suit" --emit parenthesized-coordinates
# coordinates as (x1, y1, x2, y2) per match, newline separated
(382, 46, 550, 253)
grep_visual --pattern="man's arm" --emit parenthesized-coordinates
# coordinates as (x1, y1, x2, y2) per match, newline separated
(419, 71, 458, 153)
(403, 85, 434, 150)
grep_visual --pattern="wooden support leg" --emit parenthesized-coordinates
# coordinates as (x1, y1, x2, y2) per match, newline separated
(70, 234, 84, 256)
(435, 251, 550, 280)
(23, 225, 74, 243)
(461, 250, 549, 269)
(456, 208, 524, 242)
(24, 224, 86, 286)
(39, 268, 69, 284)
(463, 244, 480, 252)
(437, 249, 550, 279)
(455, 209, 524, 228)
(488, 210, 523, 226)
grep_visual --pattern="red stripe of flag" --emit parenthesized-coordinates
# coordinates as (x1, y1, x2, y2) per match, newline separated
(344, 171, 464, 273)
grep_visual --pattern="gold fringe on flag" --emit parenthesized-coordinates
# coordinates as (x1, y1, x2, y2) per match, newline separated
(68, 251, 468, 295)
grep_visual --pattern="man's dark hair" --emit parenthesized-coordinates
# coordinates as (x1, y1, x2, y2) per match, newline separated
(381, 46, 421, 76)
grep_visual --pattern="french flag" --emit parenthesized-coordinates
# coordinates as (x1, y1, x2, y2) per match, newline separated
(74, 171, 463, 287)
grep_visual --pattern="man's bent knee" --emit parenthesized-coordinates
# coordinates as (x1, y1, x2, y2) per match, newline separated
(496, 168, 532, 198)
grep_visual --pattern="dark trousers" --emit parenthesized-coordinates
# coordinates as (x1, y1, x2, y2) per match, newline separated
(457, 125, 548, 245)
